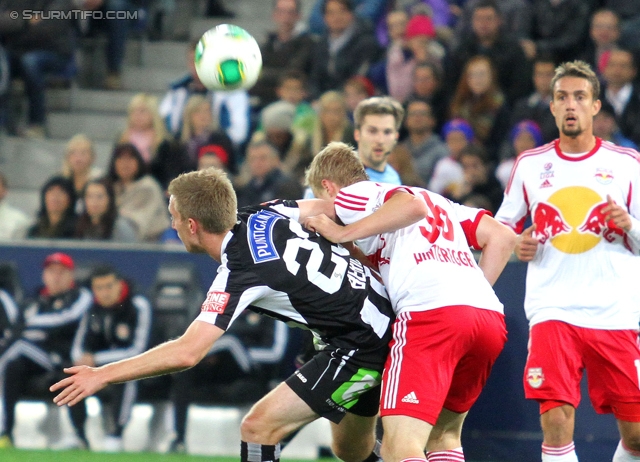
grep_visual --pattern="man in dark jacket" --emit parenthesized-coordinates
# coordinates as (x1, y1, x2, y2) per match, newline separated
(601, 47, 640, 147)
(445, 0, 532, 105)
(250, 0, 315, 107)
(69, 264, 152, 452)
(0, 252, 92, 448)
(309, 0, 381, 98)
(0, 0, 75, 136)
(236, 140, 303, 208)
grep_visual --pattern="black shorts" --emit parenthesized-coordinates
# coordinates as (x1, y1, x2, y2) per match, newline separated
(285, 347, 383, 424)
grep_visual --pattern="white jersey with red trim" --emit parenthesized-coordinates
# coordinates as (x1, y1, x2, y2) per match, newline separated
(335, 181, 503, 315)
(495, 138, 640, 329)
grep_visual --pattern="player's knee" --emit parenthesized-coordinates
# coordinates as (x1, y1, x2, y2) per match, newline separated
(331, 440, 370, 462)
(380, 440, 393, 461)
(240, 413, 274, 443)
(623, 434, 640, 453)
(541, 404, 575, 442)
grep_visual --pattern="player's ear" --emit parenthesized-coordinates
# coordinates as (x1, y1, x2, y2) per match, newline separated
(188, 218, 198, 234)
(320, 179, 338, 198)
(593, 98, 602, 115)
(354, 128, 361, 142)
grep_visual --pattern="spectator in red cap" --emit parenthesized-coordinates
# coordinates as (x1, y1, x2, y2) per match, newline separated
(381, 12, 445, 103)
(0, 252, 92, 449)
(343, 75, 376, 122)
(196, 144, 229, 171)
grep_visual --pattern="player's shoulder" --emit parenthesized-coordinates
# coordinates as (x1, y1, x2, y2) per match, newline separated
(507, 141, 557, 180)
(599, 139, 640, 163)
(514, 141, 556, 166)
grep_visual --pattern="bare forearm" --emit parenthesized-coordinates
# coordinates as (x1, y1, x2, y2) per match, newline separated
(96, 338, 198, 386)
(475, 216, 517, 285)
(477, 237, 515, 285)
(337, 193, 427, 242)
(296, 199, 336, 221)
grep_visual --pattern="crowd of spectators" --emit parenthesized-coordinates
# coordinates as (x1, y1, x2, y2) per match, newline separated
(1, 0, 639, 240)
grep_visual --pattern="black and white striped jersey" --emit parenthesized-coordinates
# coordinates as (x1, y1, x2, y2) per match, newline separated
(195, 204, 394, 366)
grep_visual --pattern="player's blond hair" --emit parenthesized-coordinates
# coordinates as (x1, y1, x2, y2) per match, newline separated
(305, 142, 368, 196)
(551, 60, 601, 101)
(168, 167, 237, 234)
(353, 96, 405, 131)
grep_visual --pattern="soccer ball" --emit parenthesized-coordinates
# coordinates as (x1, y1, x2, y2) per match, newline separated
(194, 24, 262, 91)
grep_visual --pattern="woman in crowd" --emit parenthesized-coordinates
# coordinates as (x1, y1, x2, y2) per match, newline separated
(119, 93, 189, 190)
(118, 93, 172, 164)
(61, 134, 103, 201)
(106, 143, 170, 242)
(179, 95, 235, 173)
(75, 178, 137, 243)
(27, 176, 77, 239)
(311, 91, 355, 156)
(448, 55, 510, 162)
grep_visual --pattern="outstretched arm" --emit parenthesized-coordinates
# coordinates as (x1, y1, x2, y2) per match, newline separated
(304, 191, 427, 243)
(50, 320, 224, 407)
(475, 215, 518, 285)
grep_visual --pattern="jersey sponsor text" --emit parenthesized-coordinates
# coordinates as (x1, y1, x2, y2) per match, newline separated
(201, 291, 230, 314)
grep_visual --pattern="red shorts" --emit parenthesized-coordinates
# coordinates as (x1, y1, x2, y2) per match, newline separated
(380, 306, 506, 425)
(525, 321, 640, 421)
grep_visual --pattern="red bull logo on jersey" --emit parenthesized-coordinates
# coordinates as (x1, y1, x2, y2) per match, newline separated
(526, 367, 544, 389)
(533, 186, 625, 254)
(532, 202, 570, 244)
(578, 202, 625, 242)
(595, 168, 614, 185)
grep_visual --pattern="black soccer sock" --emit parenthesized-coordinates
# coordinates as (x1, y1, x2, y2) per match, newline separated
(241, 441, 281, 462)
(362, 439, 383, 462)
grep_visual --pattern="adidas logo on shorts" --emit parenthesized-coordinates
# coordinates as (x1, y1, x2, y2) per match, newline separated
(401, 391, 419, 404)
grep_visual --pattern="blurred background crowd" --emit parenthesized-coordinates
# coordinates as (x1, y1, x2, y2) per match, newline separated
(0, 0, 639, 455)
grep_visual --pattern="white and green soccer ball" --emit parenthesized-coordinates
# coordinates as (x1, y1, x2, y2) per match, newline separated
(194, 24, 262, 91)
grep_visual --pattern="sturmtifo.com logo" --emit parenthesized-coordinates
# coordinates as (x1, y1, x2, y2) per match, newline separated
(10, 10, 138, 20)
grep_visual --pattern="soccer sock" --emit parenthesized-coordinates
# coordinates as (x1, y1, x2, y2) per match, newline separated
(427, 447, 465, 461)
(400, 459, 427, 462)
(361, 439, 383, 461)
(241, 441, 281, 462)
(541, 442, 579, 461)
(613, 440, 640, 461)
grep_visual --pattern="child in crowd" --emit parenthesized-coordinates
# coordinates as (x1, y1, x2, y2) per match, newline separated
(428, 118, 474, 196)
(496, 120, 543, 189)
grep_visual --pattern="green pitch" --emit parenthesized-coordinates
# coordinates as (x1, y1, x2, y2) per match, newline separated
(0, 448, 336, 462)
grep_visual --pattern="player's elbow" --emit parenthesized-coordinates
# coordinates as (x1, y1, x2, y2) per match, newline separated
(499, 226, 518, 252)
(477, 217, 517, 253)
(172, 341, 205, 369)
(407, 197, 429, 222)
(174, 350, 201, 369)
